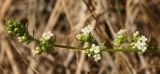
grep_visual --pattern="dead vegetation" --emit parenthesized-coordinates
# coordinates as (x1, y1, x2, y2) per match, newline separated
(0, 0, 160, 74)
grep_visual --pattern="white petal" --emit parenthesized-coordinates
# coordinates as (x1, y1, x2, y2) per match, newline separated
(42, 31, 54, 40)
(94, 54, 101, 61)
(133, 31, 139, 37)
(81, 25, 94, 34)
(117, 29, 126, 35)
(94, 49, 100, 54)
(141, 46, 147, 52)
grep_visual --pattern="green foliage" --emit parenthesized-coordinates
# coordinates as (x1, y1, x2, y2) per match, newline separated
(6, 19, 33, 43)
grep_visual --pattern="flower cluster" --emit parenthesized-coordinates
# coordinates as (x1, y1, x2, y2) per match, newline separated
(6, 19, 153, 61)
(81, 25, 94, 34)
(132, 31, 148, 52)
(113, 29, 127, 48)
(6, 19, 33, 43)
(6, 19, 56, 55)
(85, 44, 101, 61)
(114, 30, 149, 53)
(76, 25, 102, 61)
(32, 31, 55, 55)
(76, 25, 95, 43)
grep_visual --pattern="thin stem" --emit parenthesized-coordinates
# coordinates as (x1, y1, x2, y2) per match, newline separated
(31, 36, 159, 52)
(53, 44, 139, 52)
(102, 48, 138, 52)
(53, 44, 87, 50)
(148, 47, 160, 52)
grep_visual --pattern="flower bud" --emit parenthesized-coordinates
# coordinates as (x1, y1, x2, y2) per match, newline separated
(7, 31, 12, 34)
(133, 31, 140, 38)
(113, 29, 127, 48)
(22, 36, 27, 41)
(18, 37, 22, 42)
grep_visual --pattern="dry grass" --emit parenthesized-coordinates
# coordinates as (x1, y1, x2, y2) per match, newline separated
(0, 0, 160, 74)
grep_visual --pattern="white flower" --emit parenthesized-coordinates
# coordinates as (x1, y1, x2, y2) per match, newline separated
(93, 54, 101, 61)
(7, 31, 12, 34)
(114, 29, 127, 47)
(133, 31, 139, 37)
(94, 48, 100, 54)
(139, 36, 147, 43)
(116, 29, 126, 35)
(141, 46, 147, 52)
(86, 44, 101, 61)
(17, 36, 27, 42)
(32, 47, 40, 56)
(18, 36, 22, 42)
(90, 44, 100, 54)
(76, 25, 94, 41)
(134, 35, 148, 52)
(81, 25, 94, 34)
(115, 29, 126, 39)
(42, 31, 53, 40)
(35, 47, 40, 50)
(21, 36, 27, 40)
(75, 34, 81, 40)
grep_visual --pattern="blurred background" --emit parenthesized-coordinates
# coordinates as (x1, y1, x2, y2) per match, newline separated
(0, 0, 160, 74)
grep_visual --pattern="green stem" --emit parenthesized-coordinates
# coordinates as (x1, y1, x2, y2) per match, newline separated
(31, 37, 159, 52)
(53, 44, 139, 52)
(102, 48, 138, 52)
(53, 44, 87, 50)
(149, 47, 160, 52)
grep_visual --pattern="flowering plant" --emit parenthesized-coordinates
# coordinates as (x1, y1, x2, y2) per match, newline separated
(6, 19, 158, 61)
